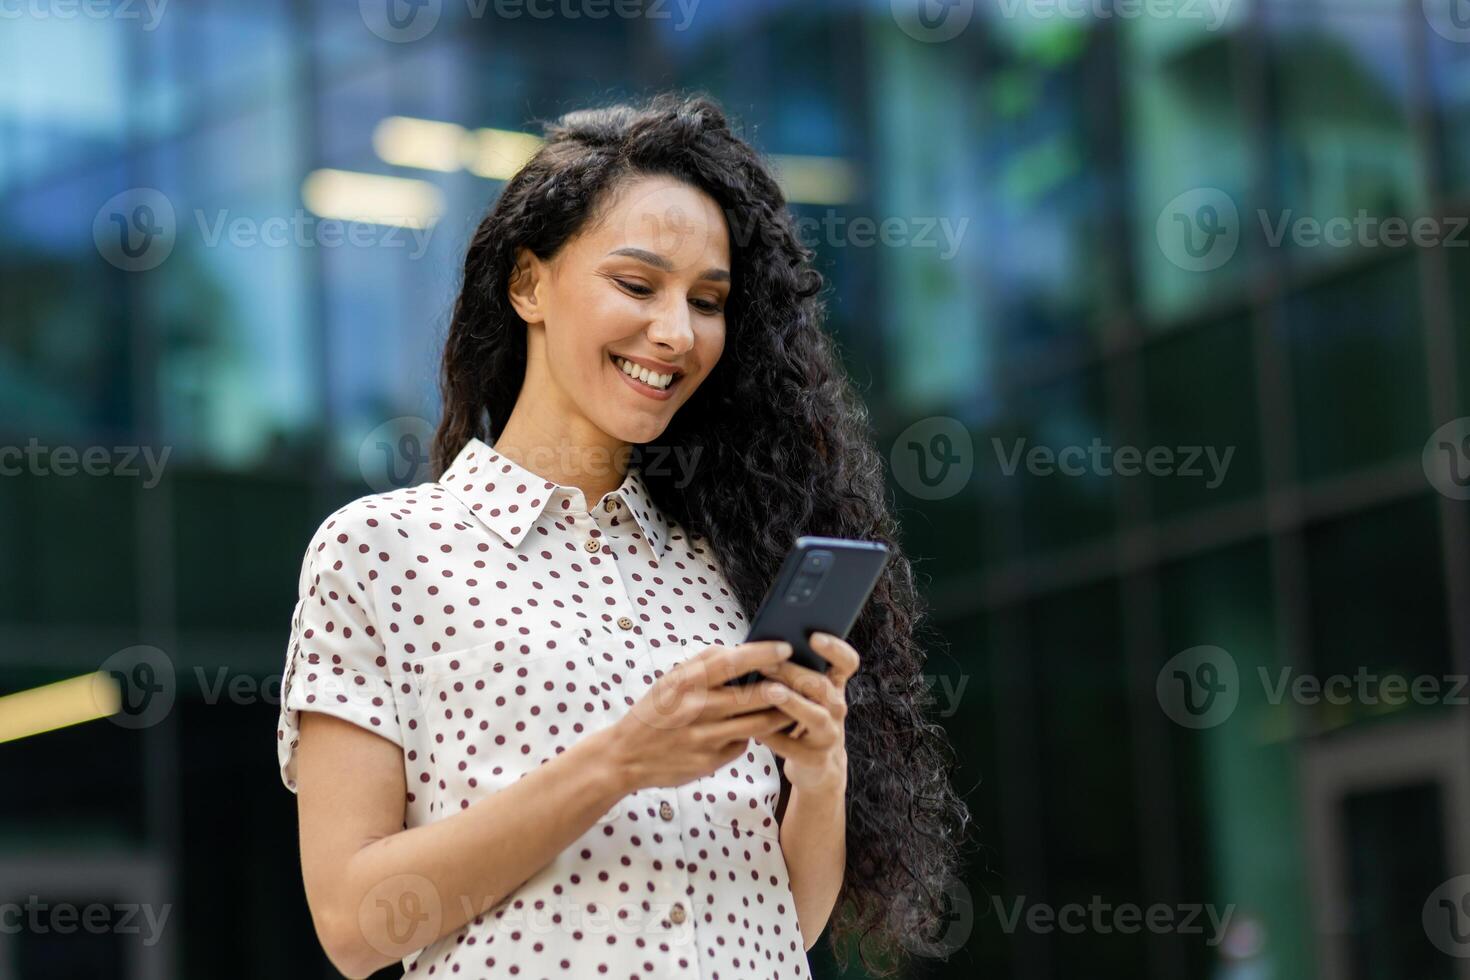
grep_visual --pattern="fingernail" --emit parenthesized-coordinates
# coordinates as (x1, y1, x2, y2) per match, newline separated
(810, 632, 828, 647)
(778, 642, 794, 658)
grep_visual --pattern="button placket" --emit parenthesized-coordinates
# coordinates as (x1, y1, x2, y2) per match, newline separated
(592, 504, 709, 938)
(660, 811, 695, 948)
(594, 508, 643, 648)
(565, 505, 602, 556)
(581, 509, 647, 716)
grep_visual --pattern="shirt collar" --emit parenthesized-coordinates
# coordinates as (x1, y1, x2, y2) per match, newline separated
(438, 437, 670, 564)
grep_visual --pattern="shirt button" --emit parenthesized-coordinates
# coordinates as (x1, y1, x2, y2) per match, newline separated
(670, 903, 687, 924)
(604, 498, 617, 512)
(617, 616, 634, 630)
(583, 538, 601, 553)
(659, 800, 674, 821)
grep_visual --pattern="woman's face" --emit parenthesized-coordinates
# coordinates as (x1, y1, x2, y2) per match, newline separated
(509, 174, 732, 450)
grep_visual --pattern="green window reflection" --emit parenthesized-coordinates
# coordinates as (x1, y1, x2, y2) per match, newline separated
(1279, 253, 1429, 483)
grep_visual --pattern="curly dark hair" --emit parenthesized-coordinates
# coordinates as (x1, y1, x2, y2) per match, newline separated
(431, 91, 971, 976)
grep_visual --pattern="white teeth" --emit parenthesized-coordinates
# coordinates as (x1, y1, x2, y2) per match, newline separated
(614, 356, 673, 391)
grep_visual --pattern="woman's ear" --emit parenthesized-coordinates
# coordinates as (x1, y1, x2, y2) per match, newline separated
(507, 247, 546, 325)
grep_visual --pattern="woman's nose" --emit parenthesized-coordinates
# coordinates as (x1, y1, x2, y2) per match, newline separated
(646, 299, 694, 352)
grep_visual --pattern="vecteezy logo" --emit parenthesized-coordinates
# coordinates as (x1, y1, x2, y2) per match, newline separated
(98, 645, 176, 730)
(1423, 417, 1470, 500)
(1425, 875, 1470, 957)
(1156, 188, 1240, 272)
(1425, 0, 1470, 43)
(899, 876, 974, 958)
(360, 417, 436, 492)
(359, 874, 444, 959)
(360, 0, 441, 43)
(93, 189, 176, 272)
(890, 417, 973, 501)
(891, 0, 974, 43)
(1156, 646, 1239, 729)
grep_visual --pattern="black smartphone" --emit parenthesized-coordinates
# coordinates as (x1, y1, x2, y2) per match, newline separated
(725, 536, 891, 686)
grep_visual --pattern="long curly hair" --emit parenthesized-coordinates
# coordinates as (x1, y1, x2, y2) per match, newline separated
(431, 91, 971, 976)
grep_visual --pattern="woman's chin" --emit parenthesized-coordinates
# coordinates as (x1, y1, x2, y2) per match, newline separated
(591, 404, 670, 446)
(612, 417, 671, 445)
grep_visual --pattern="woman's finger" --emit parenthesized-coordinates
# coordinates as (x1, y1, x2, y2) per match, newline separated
(762, 682, 835, 739)
(756, 729, 822, 761)
(756, 660, 843, 713)
(809, 632, 860, 686)
(703, 706, 793, 746)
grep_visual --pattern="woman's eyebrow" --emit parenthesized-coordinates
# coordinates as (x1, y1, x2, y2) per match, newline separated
(607, 246, 730, 283)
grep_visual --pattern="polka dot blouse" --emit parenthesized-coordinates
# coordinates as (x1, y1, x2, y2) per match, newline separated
(276, 437, 810, 979)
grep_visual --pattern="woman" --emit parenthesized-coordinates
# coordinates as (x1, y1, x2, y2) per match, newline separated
(276, 92, 969, 979)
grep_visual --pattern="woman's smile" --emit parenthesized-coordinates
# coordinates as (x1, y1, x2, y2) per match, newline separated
(610, 352, 681, 401)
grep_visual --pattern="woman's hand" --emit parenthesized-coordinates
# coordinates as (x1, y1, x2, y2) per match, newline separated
(750, 631, 857, 795)
(603, 640, 800, 792)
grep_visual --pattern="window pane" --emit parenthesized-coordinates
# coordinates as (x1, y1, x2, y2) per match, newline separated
(0, 470, 138, 628)
(1, 163, 138, 439)
(1278, 254, 1428, 482)
(1004, 366, 1116, 557)
(1264, 0, 1426, 271)
(889, 415, 986, 581)
(974, 20, 1123, 368)
(1159, 540, 1315, 980)
(1027, 580, 1145, 977)
(1446, 246, 1470, 419)
(1124, 15, 1254, 320)
(171, 471, 319, 636)
(1344, 783, 1452, 980)
(1426, 0, 1470, 197)
(1141, 315, 1264, 518)
(1304, 494, 1451, 727)
(143, 102, 320, 470)
(0, 17, 130, 193)
(869, 29, 985, 413)
(168, 0, 295, 121)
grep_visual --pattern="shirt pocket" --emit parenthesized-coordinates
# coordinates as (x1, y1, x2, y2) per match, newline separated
(664, 638, 783, 843)
(643, 633, 703, 677)
(627, 635, 783, 841)
(693, 739, 784, 842)
(407, 625, 624, 823)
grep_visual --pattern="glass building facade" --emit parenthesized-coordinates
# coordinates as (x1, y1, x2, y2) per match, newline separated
(3, 0, 1468, 977)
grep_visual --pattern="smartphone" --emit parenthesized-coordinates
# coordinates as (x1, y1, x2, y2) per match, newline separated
(725, 536, 891, 687)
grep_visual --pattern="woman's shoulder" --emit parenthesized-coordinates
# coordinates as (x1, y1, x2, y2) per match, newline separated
(297, 480, 470, 568)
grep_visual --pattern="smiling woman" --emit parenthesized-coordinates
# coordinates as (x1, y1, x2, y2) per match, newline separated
(278, 92, 970, 980)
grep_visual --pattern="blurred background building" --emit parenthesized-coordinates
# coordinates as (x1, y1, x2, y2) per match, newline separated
(3, 0, 1469, 977)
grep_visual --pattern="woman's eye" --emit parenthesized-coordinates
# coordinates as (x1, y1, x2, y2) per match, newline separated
(614, 278, 653, 296)
(616, 278, 722, 314)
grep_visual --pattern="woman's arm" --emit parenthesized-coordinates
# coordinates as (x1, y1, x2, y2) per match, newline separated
(777, 763, 848, 951)
(755, 630, 861, 952)
(296, 711, 628, 978)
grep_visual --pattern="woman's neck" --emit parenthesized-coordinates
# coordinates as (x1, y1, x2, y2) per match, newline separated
(491, 411, 630, 509)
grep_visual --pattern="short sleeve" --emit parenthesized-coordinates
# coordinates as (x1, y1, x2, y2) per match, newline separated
(276, 508, 403, 794)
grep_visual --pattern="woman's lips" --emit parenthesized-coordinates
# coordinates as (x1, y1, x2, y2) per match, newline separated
(611, 354, 678, 401)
